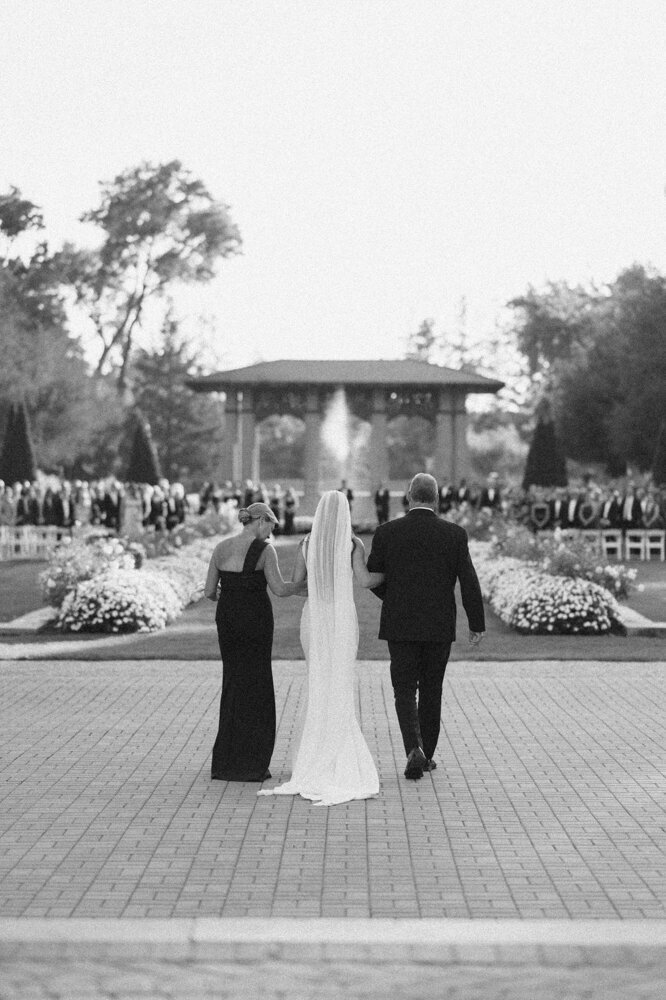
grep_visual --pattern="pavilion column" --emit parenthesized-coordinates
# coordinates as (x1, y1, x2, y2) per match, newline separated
(238, 389, 256, 484)
(451, 392, 471, 483)
(302, 387, 321, 514)
(369, 388, 389, 489)
(222, 392, 238, 481)
(434, 389, 454, 482)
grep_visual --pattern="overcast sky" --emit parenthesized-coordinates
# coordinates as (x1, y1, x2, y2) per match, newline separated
(1, 0, 664, 371)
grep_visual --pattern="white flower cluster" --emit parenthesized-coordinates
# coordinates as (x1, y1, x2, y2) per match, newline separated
(40, 536, 136, 607)
(470, 541, 623, 635)
(56, 535, 217, 634)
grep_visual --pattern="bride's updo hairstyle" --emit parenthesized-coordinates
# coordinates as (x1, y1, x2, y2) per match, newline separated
(238, 502, 278, 526)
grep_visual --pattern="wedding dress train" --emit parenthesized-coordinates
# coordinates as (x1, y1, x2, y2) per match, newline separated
(258, 491, 379, 806)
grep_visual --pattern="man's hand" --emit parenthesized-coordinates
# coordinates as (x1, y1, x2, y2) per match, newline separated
(468, 630, 485, 645)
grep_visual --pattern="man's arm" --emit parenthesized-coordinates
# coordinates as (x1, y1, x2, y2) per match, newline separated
(457, 531, 485, 638)
(366, 524, 388, 600)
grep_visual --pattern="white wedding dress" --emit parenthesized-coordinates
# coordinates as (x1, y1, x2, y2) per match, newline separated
(258, 490, 379, 806)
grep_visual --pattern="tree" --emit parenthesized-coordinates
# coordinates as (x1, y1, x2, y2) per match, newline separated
(131, 314, 226, 483)
(552, 266, 666, 475)
(125, 411, 162, 484)
(522, 401, 567, 490)
(59, 160, 242, 391)
(0, 399, 37, 483)
(0, 187, 113, 474)
(405, 318, 438, 362)
(508, 281, 599, 381)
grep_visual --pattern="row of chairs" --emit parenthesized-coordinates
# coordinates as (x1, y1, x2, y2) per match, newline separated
(555, 528, 665, 561)
(0, 526, 69, 561)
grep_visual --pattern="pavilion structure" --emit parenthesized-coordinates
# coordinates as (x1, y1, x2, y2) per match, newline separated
(188, 359, 504, 514)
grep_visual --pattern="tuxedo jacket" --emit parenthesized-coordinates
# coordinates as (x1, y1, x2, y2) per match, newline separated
(621, 496, 643, 528)
(599, 498, 622, 528)
(366, 508, 485, 643)
(477, 487, 501, 510)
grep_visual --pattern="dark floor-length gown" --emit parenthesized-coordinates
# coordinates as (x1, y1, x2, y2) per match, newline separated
(211, 537, 275, 781)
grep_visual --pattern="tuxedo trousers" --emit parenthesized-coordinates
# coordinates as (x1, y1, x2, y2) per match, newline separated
(387, 640, 451, 761)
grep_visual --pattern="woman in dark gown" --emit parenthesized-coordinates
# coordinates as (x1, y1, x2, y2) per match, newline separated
(204, 502, 303, 782)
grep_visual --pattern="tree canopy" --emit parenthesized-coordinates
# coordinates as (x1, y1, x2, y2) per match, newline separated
(59, 160, 242, 390)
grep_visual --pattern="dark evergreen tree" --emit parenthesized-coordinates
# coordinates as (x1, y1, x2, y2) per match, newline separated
(0, 399, 37, 483)
(522, 402, 567, 490)
(652, 421, 666, 487)
(125, 411, 162, 484)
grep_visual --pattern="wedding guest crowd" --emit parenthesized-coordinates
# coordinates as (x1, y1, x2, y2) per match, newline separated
(524, 482, 664, 533)
(0, 476, 191, 535)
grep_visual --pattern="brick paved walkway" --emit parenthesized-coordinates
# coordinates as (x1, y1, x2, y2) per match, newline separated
(3, 659, 666, 920)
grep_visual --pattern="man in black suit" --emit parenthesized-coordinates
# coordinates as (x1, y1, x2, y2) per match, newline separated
(366, 473, 486, 780)
(477, 472, 502, 512)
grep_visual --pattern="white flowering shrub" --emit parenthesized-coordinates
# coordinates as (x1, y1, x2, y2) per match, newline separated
(56, 534, 217, 633)
(471, 542, 625, 635)
(57, 571, 171, 633)
(39, 536, 137, 608)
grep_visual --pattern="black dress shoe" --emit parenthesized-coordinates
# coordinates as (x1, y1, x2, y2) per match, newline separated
(425, 759, 437, 771)
(404, 747, 427, 779)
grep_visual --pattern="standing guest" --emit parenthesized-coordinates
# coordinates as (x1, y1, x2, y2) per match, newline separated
(529, 488, 551, 532)
(103, 480, 124, 532)
(599, 489, 622, 529)
(0, 483, 16, 525)
(621, 483, 643, 531)
(269, 484, 283, 533)
(339, 479, 354, 515)
(204, 503, 303, 782)
(166, 483, 186, 532)
(222, 481, 235, 504)
(56, 482, 77, 532)
(283, 487, 298, 535)
(41, 487, 59, 526)
(199, 482, 213, 515)
(140, 484, 154, 527)
(549, 487, 567, 530)
(455, 479, 471, 507)
(563, 490, 581, 529)
(477, 473, 502, 512)
(16, 484, 40, 525)
(437, 481, 454, 516)
(243, 480, 255, 508)
(149, 485, 168, 531)
(90, 482, 105, 525)
(374, 483, 391, 525)
(231, 481, 243, 507)
(577, 489, 599, 529)
(642, 487, 663, 529)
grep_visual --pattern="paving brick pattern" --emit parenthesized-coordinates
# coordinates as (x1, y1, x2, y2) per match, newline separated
(2, 659, 666, 921)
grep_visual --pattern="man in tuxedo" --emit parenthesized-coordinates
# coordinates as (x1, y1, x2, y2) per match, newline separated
(621, 483, 643, 531)
(549, 487, 567, 529)
(437, 481, 454, 515)
(599, 489, 622, 529)
(563, 490, 581, 529)
(477, 472, 502, 512)
(366, 473, 486, 780)
(374, 483, 390, 525)
(103, 481, 124, 532)
(340, 479, 354, 515)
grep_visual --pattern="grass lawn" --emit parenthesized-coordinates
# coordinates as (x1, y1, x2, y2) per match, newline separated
(1, 536, 664, 661)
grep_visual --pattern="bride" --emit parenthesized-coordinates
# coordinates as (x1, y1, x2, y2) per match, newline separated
(258, 489, 384, 806)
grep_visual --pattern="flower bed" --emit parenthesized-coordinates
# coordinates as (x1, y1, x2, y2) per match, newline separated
(54, 535, 215, 634)
(470, 541, 626, 635)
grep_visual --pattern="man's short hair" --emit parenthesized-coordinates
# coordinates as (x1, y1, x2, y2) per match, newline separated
(409, 473, 438, 505)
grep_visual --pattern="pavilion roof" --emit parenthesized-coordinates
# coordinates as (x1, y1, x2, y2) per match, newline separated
(188, 359, 504, 394)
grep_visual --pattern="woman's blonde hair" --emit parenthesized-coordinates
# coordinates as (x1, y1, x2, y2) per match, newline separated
(238, 502, 278, 526)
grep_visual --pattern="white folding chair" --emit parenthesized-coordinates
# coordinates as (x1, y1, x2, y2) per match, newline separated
(579, 529, 601, 553)
(644, 530, 665, 561)
(624, 529, 646, 560)
(559, 529, 579, 544)
(600, 529, 623, 560)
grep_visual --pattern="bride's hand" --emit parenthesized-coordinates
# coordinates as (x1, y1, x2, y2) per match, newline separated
(351, 534, 365, 553)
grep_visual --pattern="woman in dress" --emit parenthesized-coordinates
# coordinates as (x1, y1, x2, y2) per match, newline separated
(258, 490, 384, 806)
(204, 502, 303, 782)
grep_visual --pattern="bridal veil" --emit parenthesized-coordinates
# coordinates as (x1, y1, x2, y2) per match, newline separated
(258, 490, 379, 805)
